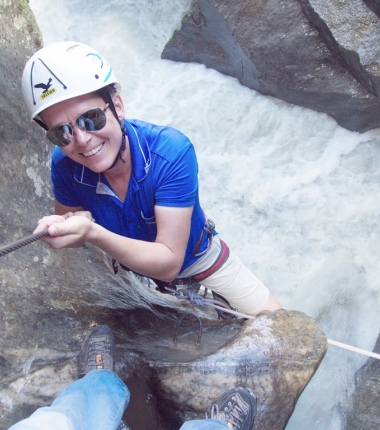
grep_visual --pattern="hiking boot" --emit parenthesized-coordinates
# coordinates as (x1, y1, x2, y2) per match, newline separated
(210, 387, 257, 430)
(78, 325, 116, 377)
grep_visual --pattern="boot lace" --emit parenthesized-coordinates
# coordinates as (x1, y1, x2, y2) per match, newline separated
(210, 393, 249, 429)
(87, 337, 112, 370)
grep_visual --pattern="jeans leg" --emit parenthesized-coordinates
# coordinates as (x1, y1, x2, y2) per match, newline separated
(180, 419, 229, 429)
(10, 370, 129, 430)
(49, 370, 130, 430)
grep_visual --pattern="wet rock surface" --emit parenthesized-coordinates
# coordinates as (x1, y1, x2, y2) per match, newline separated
(345, 333, 380, 430)
(298, 0, 380, 98)
(363, 0, 380, 19)
(162, 0, 380, 132)
(0, 2, 327, 430)
(1, 306, 327, 430)
(124, 309, 327, 430)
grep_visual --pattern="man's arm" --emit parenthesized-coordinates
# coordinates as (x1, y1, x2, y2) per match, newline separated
(91, 205, 193, 281)
(35, 204, 193, 282)
(55, 199, 84, 215)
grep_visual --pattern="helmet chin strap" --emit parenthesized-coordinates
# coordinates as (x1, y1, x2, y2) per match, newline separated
(97, 87, 127, 172)
(105, 125, 126, 171)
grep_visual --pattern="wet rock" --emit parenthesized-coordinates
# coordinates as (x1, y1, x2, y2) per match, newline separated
(161, 0, 380, 132)
(117, 309, 327, 430)
(363, 0, 380, 19)
(345, 333, 380, 430)
(297, 0, 380, 98)
(0, 306, 327, 430)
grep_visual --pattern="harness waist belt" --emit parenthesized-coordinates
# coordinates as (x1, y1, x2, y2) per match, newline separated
(154, 239, 230, 291)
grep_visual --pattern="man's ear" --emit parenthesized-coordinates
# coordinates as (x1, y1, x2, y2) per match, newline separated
(113, 94, 125, 123)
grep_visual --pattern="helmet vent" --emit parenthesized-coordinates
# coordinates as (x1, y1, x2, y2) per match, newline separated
(66, 44, 80, 52)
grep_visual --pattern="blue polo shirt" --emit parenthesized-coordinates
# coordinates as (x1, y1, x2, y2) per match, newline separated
(51, 119, 208, 273)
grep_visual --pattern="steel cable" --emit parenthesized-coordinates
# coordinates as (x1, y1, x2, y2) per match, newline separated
(3, 232, 379, 361)
(0, 229, 49, 257)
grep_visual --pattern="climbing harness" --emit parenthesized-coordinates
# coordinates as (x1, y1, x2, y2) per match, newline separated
(133, 230, 237, 320)
(111, 217, 237, 319)
(153, 239, 230, 292)
(1, 229, 380, 361)
(111, 217, 219, 281)
(162, 282, 243, 319)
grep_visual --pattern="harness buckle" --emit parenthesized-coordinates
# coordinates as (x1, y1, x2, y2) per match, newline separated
(206, 218, 216, 234)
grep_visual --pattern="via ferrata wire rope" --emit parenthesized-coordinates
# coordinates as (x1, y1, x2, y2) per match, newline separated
(0, 229, 379, 361)
(166, 285, 380, 360)
(0, 229, 49, 257)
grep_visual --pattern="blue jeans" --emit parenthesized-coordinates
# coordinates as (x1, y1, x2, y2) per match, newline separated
(10, 370, 228, 430)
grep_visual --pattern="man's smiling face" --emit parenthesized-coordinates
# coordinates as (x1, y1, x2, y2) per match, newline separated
(41, 92, 125, 173)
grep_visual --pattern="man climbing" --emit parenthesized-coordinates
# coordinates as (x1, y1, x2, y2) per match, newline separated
(23, 41, 281, 317)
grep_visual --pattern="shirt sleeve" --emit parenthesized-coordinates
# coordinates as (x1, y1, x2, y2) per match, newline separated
(153, 128, 199, 208)
(51, 148, 82, 207)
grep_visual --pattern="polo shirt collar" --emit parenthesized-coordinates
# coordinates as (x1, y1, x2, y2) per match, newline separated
(73, 119, 151, 187)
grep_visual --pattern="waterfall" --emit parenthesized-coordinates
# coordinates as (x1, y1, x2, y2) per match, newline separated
(29, 0, 380, 428)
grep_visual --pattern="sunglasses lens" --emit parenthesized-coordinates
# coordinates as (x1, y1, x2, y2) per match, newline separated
(46, 107, 107, 147)
(76, 108, 107, 132)
(47, 124, 73, 147)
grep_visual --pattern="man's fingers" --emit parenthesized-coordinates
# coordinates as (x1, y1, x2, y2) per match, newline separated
(72, 211, 94, 222)
(33, 214, 66, 234)
(34, 214, 93, 248)
(47, 218, 77, 237)
(63, 212, 74, 220)
(47, 224, 59, 236)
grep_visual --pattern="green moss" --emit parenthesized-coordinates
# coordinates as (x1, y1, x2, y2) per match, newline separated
(183, 0, 197, 20)
(166, 0, 197, 44)
(17, 0, 27, 12)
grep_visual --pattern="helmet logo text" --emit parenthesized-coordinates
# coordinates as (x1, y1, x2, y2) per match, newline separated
(34, 78, 56, 100)
(39, 87, 56, 100)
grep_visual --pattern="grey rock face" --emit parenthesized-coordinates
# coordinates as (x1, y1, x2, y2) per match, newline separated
(162, 0, 380, 132)
(345, 334, 380, 430)
(297, 0, 380, 98)
(1, 306, 327, 430)
(132, 309, 327, 430)
(363, 0, 380, 19)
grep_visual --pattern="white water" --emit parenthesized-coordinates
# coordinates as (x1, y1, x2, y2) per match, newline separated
(29, 0, 380, 428)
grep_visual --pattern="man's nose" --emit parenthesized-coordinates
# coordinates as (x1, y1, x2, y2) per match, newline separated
(73, 125, 91, 146)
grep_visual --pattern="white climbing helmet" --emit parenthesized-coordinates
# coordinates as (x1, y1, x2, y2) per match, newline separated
(22, 41, 120, 121)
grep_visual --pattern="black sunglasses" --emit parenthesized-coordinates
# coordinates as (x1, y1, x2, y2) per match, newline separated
(46, 103, 109, 147)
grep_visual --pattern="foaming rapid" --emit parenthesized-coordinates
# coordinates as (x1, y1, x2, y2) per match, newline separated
(29, 0, 380, 428)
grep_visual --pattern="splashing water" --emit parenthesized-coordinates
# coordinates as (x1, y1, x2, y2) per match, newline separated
(29, 0, 380, 428)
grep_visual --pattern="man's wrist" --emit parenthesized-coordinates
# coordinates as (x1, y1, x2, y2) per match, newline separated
(86, 221, 101, 245)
